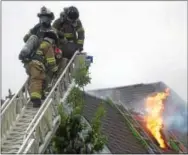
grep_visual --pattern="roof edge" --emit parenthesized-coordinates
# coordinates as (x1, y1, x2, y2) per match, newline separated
(87, 81, 163, 93)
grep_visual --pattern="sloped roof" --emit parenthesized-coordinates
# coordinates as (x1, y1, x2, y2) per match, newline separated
(83, 94, 148, 153)
(84, 81, 187, 153)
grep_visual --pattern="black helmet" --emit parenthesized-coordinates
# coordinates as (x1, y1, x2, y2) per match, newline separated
(66, 6, 79, 22)
(37, 6, 54, 20)
(41, 28, 59, 46)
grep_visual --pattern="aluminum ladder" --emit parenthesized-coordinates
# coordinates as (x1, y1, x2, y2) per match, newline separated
(1, 52, 91, 154)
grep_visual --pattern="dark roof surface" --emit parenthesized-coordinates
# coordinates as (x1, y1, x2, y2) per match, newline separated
(85, 81, 187, 152)
(83, 94, 148, 154)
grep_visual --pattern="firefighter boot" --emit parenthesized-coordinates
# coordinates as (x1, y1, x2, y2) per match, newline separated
(31, 98, 42, 108)
(41, 90, 46, 101)
(41, 81, 47, 100)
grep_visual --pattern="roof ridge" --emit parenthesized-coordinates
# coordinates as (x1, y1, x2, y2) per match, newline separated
(87, 81, 163, 92)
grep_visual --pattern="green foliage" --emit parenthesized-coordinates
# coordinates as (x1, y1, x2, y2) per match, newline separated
(73, 57, 91, 88)
(85, 103, 107, 153)
(67, 86, 84, 110)
(50, 55, 107, 154)
(105, 97, 114, 107)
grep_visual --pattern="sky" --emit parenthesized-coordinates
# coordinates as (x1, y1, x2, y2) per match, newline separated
(2, 1, 187, 101)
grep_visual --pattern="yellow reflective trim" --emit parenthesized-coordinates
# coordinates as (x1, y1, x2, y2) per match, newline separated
(40, 41, 50, 49)
(47, 61, 55, 64)
(47, 57, 55, 61)
(77, 27, 84, 32)
(47, 57, 55, 63)
(36, 50, 43, 55)
(48, 62, 55, 66)
(77, 40, 84, 44)
(31, 92, 41, 99)
(52, 66, 58, 72)
(64, 33, 73, 38)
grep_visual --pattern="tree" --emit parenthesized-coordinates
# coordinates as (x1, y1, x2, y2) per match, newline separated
(49, 57, 107, 153)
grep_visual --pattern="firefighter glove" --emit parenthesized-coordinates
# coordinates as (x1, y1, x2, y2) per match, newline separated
(78, 46, 83, 52)
(57, 31, 64, 38)
(59, 38, 68, 44)
(51, 65, 58, 73)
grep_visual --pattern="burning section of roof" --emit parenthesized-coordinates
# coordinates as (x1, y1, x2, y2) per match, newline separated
(132, 88, 187, 153)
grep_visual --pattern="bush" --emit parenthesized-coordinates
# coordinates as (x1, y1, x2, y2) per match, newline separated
(50, 56, 107, 153)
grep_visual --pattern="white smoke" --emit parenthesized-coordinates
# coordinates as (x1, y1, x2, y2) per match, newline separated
(87, 87, 188, 135)
(163, 104, 188, 134)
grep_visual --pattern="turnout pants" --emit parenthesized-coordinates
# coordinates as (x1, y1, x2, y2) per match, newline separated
(45, 58, 68, 89)
(25, 60, 46, 100)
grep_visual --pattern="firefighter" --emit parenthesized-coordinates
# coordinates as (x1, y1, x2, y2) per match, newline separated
(52, 6, 85, 60)
(19, 6, 58, 108)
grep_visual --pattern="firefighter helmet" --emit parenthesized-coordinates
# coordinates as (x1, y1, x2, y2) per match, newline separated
(41, 28, 59, 46)
(37, 6, 54, 20)
(66, 6, 79, 22)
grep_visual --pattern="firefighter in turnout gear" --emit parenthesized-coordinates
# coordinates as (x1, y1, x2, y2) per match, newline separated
(52, 6, 85, 60)
(19, 6, 58, 108)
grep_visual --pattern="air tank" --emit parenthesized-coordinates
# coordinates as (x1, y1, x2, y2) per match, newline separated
(19, 35, 39, 59)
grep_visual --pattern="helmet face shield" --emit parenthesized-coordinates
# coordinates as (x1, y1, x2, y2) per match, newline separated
(67, 12, 78, 22)
(67, 16, 74, 22)
(40, 15, 51, 26)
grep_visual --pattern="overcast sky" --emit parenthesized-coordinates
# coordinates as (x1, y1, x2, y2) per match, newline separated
(2, 1, 187, 101)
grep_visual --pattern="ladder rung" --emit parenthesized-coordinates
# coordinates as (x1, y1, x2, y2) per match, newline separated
(9, 131, 25, 136)
(1, 53, 83, 154)
(2, 144, 21, 149)
(2, 149, 19, 154)
(3, 140, 23, 145)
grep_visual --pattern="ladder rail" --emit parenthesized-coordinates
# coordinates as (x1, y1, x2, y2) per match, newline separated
(112, 104, 154, 153)
(25, 51, 78, 135)
(1, 98, 11, 111)
(18, 52, 87, 154)
(1, 79, 29, 112)
(88, 94, 158, 153)
(1, 51, 76, 142)
(17, 98, 55, 154)
(60, 84, 111, 154)
(117, 101, 162, 153)
(1, 80, 30, 142)
(23, 139, 35, 154)
(167, 131, 188, 153)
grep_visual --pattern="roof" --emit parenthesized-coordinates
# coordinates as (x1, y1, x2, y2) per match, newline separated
(84, 81, 187, 153)
(83, 94, 148, 153)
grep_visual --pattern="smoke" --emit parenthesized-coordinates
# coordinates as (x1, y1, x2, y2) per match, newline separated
(162, 91, 188, 134)
(88, 86, 188, 135)
(165, 113, 187, 133)
(88, 88, 147, 113)
(87, 89, 115, 101)
(163, 102, 188, 134)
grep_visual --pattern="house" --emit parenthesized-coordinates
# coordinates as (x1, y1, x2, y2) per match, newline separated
(83, 81, 187, 154)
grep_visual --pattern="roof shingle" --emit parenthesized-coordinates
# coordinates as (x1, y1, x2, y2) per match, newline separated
(83, 94, 148, 153)
(85, 81, 187, 153)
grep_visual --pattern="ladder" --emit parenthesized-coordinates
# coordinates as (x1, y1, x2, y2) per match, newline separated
(1, 90, 15, 111)
(115, 103, 163, 154)
(1, 52, 91, 154)
(167, 131, 188, 153)
(98, 97, 163, 154)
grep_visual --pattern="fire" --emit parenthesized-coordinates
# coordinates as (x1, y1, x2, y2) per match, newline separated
(144, 88, 170, 149)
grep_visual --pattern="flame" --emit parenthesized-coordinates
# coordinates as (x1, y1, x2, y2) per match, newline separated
(144, 88, 170, 148)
